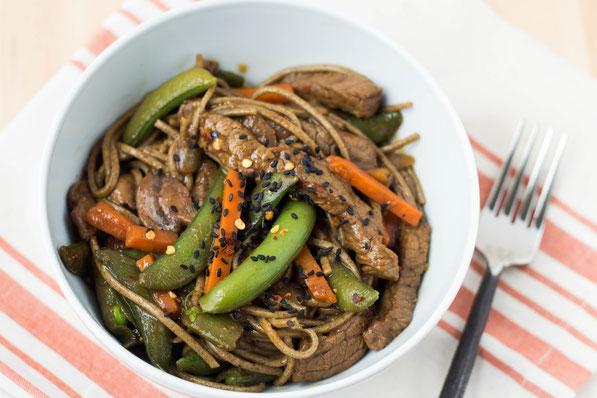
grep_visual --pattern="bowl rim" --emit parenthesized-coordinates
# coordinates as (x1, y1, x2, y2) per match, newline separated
(40, 0, 479, 396)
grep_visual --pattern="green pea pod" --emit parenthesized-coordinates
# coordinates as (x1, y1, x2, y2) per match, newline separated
(176, 351, 222, 376)
(182, 308, 243, 351)
(200, 200, 316, 314)
(122, 67, 217, 147)
(95, 249, 172, 371)
(139, 170, 225, 290)
(214, 70, 245, 88)
(216, 368, 275, 386)
(124, 248, 147, 261)
(59, 242, 90, 276)
(245, 172, 298, 234)
(346, 111, 403, 144)
(327, 262, 379, 312)
(91, 261, 138, 348)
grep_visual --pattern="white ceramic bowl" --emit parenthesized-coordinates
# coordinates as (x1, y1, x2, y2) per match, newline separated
(41, 0, 479, 396)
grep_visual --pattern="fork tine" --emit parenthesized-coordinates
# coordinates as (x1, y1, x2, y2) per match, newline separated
(533, 133, 568, 228)
(504, 124, 538, 215)
(519, 128, 553, 221)
(487, 120, 524, 211)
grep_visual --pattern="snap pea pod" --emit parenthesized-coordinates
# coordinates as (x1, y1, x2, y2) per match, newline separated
(327, 262, 379, 312)
(200, 200, 316, 314)
(92, 261, 139, 348)
(216, 368, 275, 386)
(245, 172, 298, 234)
(176, 351, 222, 376)
(59, 242, 90, 276)
(122, 67, 217, 147)
(182, 307, 243, 351)
(215, 70, 245, 88)
(346, 111, 403, 144)
(139, 170, 225, 290)
(95, 249, 172, 371)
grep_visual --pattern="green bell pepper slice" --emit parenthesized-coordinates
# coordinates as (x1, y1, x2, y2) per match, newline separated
(200, 200, 316, 314)
(59, 241, 90, 276)
(245, 172, 298, 234)
(139, 170, 225, 290)
(182, 307, 243, 351)
(327, 262, 379, 312)
(122, 67, 217, 147)
(216, 368, 275, 386)
(176, 351, 222, 376)
(95, 249, 172, 371)
(346, 110, 403, 144)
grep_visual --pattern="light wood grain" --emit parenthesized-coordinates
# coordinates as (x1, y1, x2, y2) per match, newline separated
(1, 0, 596, 129)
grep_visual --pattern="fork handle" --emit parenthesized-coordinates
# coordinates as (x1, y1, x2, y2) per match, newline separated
(439, 268, 500, 398)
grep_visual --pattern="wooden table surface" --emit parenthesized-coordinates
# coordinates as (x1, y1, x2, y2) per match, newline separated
(1, 0, 596, 129)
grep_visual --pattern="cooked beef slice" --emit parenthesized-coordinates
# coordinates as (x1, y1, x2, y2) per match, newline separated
(67, 180, 97, 241)
(107, 174, 136, 209)
(241, 114, 278, 147)
(192, 158, 219, 207)
(363, 218, 430, 350)
(281, 71, 382, 118)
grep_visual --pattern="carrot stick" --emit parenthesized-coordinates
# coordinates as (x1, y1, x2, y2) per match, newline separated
(231, 84, 294, 103)
(294, 245, 337, 304)
(366, 167, 391, 186)
(326, 156, 422, 226)
(86, 202, 136, 241)
(125, 225, 178, 253)
(134, 254, 181, 318)
(136, 254, 155, 271)
(204, 170, 245, 293)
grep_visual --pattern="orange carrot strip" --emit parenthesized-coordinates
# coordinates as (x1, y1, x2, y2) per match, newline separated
(231, 83, 294, 103)
(366, 167, 391, 186)
(294, 245, 337, 304)
(86, 202, 136, 241)
(125, 225, 178, 253)
(136, 254, 155, 272)
(204, 170, 245, 293)
(326, 156, 422, 226)
(134, 254, 180, 318)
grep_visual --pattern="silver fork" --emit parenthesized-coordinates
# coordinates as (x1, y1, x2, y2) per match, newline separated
(439, 121, 568, 398)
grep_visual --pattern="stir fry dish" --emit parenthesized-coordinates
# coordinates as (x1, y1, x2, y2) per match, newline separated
(60, 56, 431, 392)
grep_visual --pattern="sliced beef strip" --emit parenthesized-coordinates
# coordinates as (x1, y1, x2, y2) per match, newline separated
(136, 174, 196, 233)
(281, 71, 382, 118)
(67, 180, 97, 241)
(241, 115, 277, 147)
(192, 158, 219, 207)
(292, 310, 373, 382)
(108, 174, 136, 209)
(363, 218, 431, 350)
(199, 112, 398, 280)
(174, 99, 202, 173)
(301, 120, 377, 170)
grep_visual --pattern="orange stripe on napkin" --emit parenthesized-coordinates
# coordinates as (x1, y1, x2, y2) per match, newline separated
(0, 360, 48, 398)
(0, 269, 167, 398)
(86, 27, 118, 56)
(0, 335, 80, 398)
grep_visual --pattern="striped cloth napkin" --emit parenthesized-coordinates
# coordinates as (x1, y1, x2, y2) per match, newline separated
(1, 0, 596, 397)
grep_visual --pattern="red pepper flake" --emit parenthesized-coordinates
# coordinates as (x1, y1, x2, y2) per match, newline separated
(352, 293, 362, 303)
(129, 276, 136, 280)
(273, 236, 278, 240)
(271, 295, 283, 302)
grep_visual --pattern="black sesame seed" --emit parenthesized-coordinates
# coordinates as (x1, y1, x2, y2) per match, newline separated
(193, 201, 199, 210)
(209, 198, 216, 204)
(307, 270, 314, 276)
(264, 138, 270, 147)
(292, 149, 300, 155)
(170, 205, 178, 213)
(251, 256, 258, 261)
(316, 271, 324, 277)
(307, 187, 315, 193)
(240, 180, 245, 188)
(190, 265, 196, 273)
(298, 309, 305, 317)
(381, 202, 390, 209)
(211, 232, 218, 238)
(339, 195, 346, 202)
(173, 154, 180, 162)
(200, 240, 206, 249)
(226, 179, 233, 187)
(194, 250, 200, 259)
(239, 134, 247, 140)
(191, 134, 197, 140)
(216, 268, 222, 277)
(179, 264, 188, 269)
(368, 210, 374, 216)
(221, 258, 228, 265)
(262, 181, 270, 188)
(363, 218, 370, 226)
(322, 182, 330, 187)
(286, 320, 294, 327)
(157, 168, 163, 176)
(270, 160, 278, 168)
(287, 309, 298, 314)
(291, 213, 298, 219)
(223, 208, 229, 217)
(205, 268, 210, 276)
(257, 254, 266, 260)
(228, 193, 233, 202)
(285, 139, 294, 145)
(346, 206, 354, 215)
(284, 152, 290, 160)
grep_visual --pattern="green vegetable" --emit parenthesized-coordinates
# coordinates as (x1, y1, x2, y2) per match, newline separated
(346, 111, 403, 144)
(92, 261, 138, 348)
(182, 307, 243, 351)
(112, 305, 127, 326)
(327, 262, 379, 312)
(59, 242, 90, 276)
(95, 249, 172, 371)
(200, 200, 316, 313)
(122, 67, 217, 146)
(139, 170, 225, 290)
(176, 351, 222, 376)
(124, 248, 147, 260)
(245, 172, 298, 234)
(215, 70, 245, 88)
(216, 368, 275, 386)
